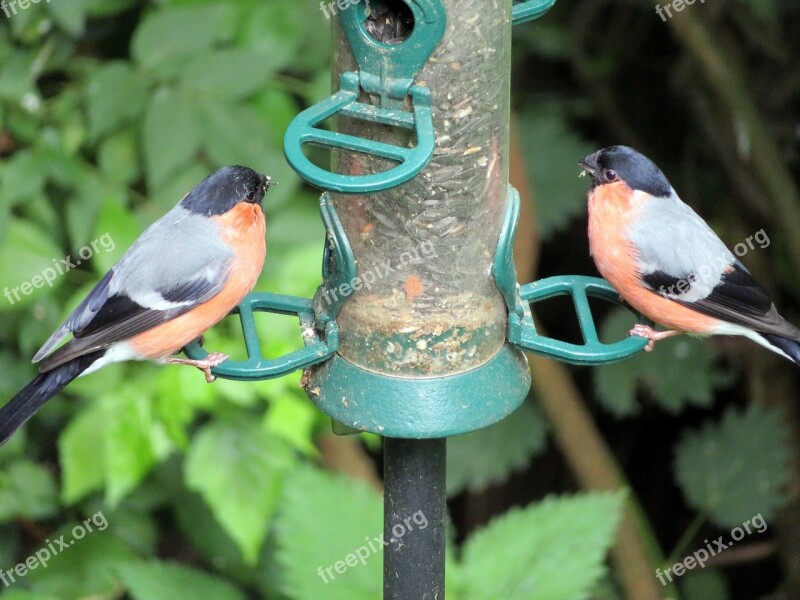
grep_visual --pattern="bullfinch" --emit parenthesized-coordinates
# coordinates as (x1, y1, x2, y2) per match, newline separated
(579, 145, 800, 364)
(0, 165, 273, 445)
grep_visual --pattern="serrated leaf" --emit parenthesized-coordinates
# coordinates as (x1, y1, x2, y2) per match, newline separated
(103, 389, 172, 506)
(674, 405, 792, 527)
(593, 310, 733, 416)
(447, 402, 548, 496)
(132, 4, 231, 71)
(517, 110, 595, 239)
(459, 492, 626, 600)
(60, 389, 172, 507)
(117, 561, 246, 600)
(275, 466, 383, 600)
(184, 419, 296, 564)
(0, 460, 59, 522)
(142, 88, 203, 188)
(86, 62, 148, 139)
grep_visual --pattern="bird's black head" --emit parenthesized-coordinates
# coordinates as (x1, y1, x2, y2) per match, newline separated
(181, 166, 274, 216)
(579, 145, 671, 197)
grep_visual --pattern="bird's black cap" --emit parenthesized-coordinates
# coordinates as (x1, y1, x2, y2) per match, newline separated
(181, 166, 274, 216)
(579, 145, 671, 197)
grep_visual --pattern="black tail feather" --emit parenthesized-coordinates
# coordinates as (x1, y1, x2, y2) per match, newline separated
(0, 351, 104, 446)
(760, 333, 800, 365)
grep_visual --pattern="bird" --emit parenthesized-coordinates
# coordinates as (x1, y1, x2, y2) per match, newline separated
(579, 145, 800, 365)
(0, 165, 274, 446)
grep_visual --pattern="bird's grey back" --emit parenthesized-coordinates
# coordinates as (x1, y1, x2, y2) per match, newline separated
(110, 205, 233, 299)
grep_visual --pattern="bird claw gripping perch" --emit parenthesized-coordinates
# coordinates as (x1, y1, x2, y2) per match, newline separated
(182, 293, 338, 382)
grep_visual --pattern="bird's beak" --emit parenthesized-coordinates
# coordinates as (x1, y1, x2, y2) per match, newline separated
(264, 176, 278, 191)
(578, 151, 600, 177)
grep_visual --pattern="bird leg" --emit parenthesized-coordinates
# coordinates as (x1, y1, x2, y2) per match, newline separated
(164, 352, 228, 383)
(628, 324, 680, 352)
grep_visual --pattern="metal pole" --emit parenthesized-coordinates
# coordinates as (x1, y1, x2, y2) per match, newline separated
(383, 437, 447, 600)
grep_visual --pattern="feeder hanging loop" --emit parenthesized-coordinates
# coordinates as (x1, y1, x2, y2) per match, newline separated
(284, 0, 447, 194)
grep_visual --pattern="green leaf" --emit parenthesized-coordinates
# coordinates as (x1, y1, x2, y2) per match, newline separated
(447, 402, 548, 496)
(27, 527, 140, 598)
(86, 62, 148, 139)
(681, 570, 729, 600)
(104, 388, 172, 506)
(517, 110, 596, 239)
(180, 49, 279, 100)
(0, 592, 60, 600)
(98, 128, 140, 184)
(593, 310, 733, 416)
(263, 393, 320, 457)
(0, 460, 59, 522)
(0, 219, 64, 311)
(46, 0, 89, 35)
(275, 466, 383, 600)
(1, 149, 45, 203)
(198, 99, 280, 171)
(184, 418, 296, 564)
(674, 405, 792, 528)
(59, 400, 107, 504)
(117, 561, 246, 600)
(60, 389, 172, 507)
(142, 87, 203, 188)
(132, 4, 232, 71)
(459, 492, 626, 600)
(92, 196, 139, 273)
(0, 51, 36, 103)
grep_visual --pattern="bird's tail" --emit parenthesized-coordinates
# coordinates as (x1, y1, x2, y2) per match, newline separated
(0, 350, 104, 446)
(759, 333, 800, 366)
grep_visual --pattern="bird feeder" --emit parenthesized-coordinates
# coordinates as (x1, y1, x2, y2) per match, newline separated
(185, 0, 650, 596)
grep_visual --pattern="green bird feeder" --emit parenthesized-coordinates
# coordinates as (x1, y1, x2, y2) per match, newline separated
(185, 0, 650, 597)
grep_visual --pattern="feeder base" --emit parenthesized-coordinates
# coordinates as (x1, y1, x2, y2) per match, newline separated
(304, 344, 531, 438)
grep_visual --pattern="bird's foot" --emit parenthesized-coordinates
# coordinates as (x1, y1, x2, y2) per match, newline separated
(628, 324, 680, 352)
(166, 352, 228, 383)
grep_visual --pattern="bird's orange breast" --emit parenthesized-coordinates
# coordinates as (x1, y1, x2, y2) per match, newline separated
(129, 203, 266, 358)
(588, 183, 722, 333)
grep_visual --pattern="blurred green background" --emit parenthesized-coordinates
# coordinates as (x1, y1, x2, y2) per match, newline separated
(0, 0, 797, 599)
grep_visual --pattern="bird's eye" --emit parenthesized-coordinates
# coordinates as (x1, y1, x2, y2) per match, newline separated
(603, 169, 618, 182)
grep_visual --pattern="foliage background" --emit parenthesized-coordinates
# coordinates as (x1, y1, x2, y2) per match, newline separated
(0, 0, 797, 599)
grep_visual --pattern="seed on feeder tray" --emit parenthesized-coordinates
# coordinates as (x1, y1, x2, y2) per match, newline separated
(463, 146, 482, 156)
(416, 340, 428, 350)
